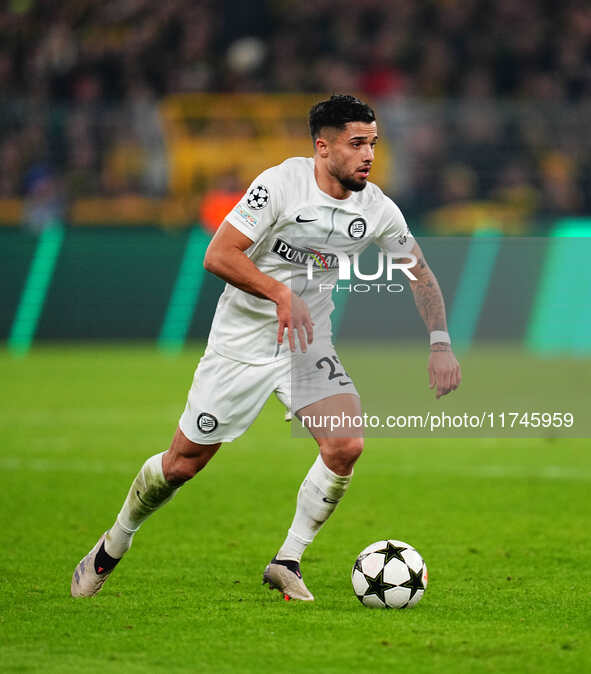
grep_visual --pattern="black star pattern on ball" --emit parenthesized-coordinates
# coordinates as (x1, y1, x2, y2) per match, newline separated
(362, 568, 396, 605)
(400, 564, 425, 601)
(353, 553, 369, 574)
(374, 542, 408, 565)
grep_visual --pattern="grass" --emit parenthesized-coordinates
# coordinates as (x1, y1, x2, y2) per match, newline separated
(1, 343, 590, 673)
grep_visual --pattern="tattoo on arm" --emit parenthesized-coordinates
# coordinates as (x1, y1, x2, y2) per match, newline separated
(410, 256, 447, 333)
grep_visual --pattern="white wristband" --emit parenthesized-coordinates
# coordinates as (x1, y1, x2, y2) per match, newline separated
(430, 330, 451, 345)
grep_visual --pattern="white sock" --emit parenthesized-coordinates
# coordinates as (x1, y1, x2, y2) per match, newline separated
(276, 455, 352, 562)
(104, 452, 178, 559)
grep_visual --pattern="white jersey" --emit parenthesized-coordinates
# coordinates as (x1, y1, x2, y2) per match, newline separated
(209, 156, 414, 364)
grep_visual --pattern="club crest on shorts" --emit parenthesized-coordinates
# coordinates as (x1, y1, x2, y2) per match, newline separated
(246, 184, 270, 210)
(197, 412, 218, 434)
(348, 217, 366, 239)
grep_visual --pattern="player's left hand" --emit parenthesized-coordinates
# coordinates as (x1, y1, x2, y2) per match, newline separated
(428, 346, 461, 399)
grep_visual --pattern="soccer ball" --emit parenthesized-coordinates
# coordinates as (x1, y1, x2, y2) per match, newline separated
(351, 539, 428, 608)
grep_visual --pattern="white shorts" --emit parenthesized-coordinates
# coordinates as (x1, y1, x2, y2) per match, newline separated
(179, 343, 359, 444)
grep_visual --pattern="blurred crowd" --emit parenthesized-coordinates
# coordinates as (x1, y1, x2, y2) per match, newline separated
(383, 99, 591, 228)
(1, 0, 591, 229)
(3, 0, 591, 100)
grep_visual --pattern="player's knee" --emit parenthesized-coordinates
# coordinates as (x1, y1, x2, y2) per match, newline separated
(164, 433, 220, 485)
(320, 436, 364, 473)
(339, 436, 364, 463)
(163, 455, 203, 485)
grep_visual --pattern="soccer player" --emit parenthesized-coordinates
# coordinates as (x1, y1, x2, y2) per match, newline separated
(71, 95, 461, 601)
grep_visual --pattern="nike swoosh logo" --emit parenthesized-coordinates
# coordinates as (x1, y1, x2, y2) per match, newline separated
(136, 490, 151, 507)
(296, 215, 317, 223)
(322, 497, 339, 504)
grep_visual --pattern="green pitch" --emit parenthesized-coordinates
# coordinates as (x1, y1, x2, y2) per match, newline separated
(1, 344, 590, 673)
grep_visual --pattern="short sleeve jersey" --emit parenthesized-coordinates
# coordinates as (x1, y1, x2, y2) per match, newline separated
(209, 157, 414, 363)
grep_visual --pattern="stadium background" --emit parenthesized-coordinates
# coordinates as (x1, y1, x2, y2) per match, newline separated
(2, 0, 591, 352)
(2, 3, 591, 674)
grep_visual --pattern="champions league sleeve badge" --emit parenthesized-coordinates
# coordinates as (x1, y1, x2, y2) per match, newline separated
(246, 185, 270, 210)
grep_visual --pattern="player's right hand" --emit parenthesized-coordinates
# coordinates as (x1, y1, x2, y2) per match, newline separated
(276, 288, 314, 353)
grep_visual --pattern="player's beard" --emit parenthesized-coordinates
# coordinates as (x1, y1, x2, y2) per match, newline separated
(337, 172, 368, 192)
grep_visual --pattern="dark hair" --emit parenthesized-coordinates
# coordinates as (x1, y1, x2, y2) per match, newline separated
(309, 94, 376, 139)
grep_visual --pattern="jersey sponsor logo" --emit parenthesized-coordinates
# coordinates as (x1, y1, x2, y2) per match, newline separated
(234, 204, 258, 228)
(272, 238, 339, 271)
(246, 184, 270, 210)
(197, 412, 218, 434)
(295, 214, 318, 223)
(348, 217, 367, 239)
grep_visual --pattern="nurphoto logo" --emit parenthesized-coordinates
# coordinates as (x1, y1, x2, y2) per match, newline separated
(306, 249, 417, 294)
